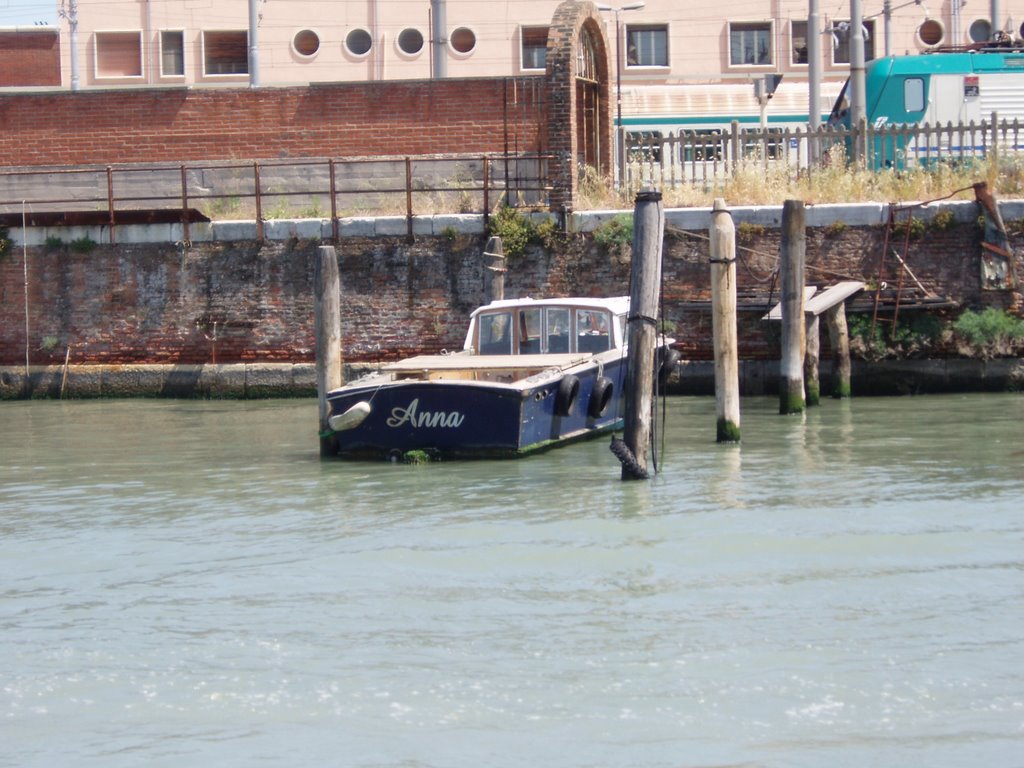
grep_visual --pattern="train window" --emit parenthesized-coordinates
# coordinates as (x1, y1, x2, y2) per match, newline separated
(679, 129, 724, 163)
(626, 24, 669, 67)
(626, 131, 662, 163)
(831, 19, 875, 64)
(904, 77, 925, 113)
(741, 127, 784, 159)
(791, 20, 808, 65)
(729, 22, 772, 66)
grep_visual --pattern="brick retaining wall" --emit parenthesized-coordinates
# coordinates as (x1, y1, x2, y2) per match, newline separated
(2, 206, 1021, 369)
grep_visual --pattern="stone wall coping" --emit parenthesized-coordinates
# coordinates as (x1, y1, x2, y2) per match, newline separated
(5, 199, 1021, 246)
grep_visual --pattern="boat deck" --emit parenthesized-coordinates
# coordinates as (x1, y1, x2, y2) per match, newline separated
(383, 353, 595, 383)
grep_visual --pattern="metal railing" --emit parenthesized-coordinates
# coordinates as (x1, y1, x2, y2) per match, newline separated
(624, 112, 1024, 191)
(0, 153, 553, 243)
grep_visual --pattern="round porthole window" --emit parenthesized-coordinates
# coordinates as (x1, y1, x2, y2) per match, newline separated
(293, 29, 320, 58)
(968, 19, 992, 43)
(346, 28, 372, 56)
(917, 18, 945, 46)
(450, 27, 476, 54)
(398, 28, 424, 55)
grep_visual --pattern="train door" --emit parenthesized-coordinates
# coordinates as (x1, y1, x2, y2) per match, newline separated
(923, 74, 976, 125)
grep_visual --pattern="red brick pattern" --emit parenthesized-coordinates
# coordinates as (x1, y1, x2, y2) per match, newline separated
(1, 222, 1018, 367)
(0, 30, 60, 87)
(0, 77, 545, 167)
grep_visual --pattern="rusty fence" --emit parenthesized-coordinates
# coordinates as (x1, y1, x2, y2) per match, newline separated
(0, 153, 553, 243)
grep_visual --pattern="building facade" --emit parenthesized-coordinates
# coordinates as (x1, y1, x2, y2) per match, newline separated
(49, 0, 1024, 91)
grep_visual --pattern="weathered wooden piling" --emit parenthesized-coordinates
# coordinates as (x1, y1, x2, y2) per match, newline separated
(710, 198, 740, 442)
(315, 244, 342, 457)
(621, 189, 664, 480)
(804, 315, 820, 406)
(483, 235, 506, 303)
(826, 303, 852, 398)
(779, 200, 806, 415)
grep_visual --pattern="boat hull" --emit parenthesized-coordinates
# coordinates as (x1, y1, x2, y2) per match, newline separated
(326, 359, 627, 460)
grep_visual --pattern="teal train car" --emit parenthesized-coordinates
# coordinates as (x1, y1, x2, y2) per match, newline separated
(829, 50, 1024, 166)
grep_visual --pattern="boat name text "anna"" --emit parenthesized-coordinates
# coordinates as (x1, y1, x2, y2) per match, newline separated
(386, 399, 466, 429)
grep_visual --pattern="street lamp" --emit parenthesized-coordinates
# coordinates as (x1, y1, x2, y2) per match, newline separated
(596, 2, 645, 189)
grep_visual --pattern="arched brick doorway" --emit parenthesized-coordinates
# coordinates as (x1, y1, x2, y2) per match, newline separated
(545, 1, 612, 213)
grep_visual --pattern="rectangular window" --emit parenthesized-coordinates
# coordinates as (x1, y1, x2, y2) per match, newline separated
(94, 30, 143, 78)
(679, 129, 725, 163)
(626, 130, 662, 163)
(729, 22, 772, 66)
(791, 20, 808, 65)
(831, 19, 875, 64)
(626, 24, 668, 68)
(904, 77, 925, 112)
(546, 307, 570, 353)
(519, 308, 542, 354)
(478, 312, 513, 355)
(520, 26, 547, 71)
(160, 30, 185, 77)
(202, 30, 248, 76)
(576, 309, 611, 353)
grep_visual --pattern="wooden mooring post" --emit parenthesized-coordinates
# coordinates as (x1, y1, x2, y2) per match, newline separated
(804, 315, 820, 407)
(483, 235, 506, 303)
(620, 189, 664, 480)
(779, 200, 806, 415)
(826, 303, 852, 398)
(710, 198, 740, 442)
(315, 244, 342, 457)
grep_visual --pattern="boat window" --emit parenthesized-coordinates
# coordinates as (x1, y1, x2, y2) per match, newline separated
(478, 311, 512, 355)
(546, 307, 570, 353)
(576, 309, 611, 353)
(519, 308, 542, 354)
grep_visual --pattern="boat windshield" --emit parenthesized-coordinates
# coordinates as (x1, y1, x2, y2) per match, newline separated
(475, 305, 614, 355)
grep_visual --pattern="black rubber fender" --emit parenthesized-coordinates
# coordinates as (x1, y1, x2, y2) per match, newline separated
(554, 374, 580, 416)
(587, 376, 614, 418)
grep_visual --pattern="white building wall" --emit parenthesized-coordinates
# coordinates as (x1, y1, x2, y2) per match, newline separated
(58, 0, 1024, 89)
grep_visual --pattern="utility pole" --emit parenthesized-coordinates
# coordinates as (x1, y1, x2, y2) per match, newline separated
(60, 0, 80, 91)
(248, 0, 260, 87)
(808, 0, 823, 163)
(596, 3, 646, 189)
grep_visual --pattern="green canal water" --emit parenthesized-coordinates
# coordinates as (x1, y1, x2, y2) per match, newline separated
(1, 394, 1022, 767)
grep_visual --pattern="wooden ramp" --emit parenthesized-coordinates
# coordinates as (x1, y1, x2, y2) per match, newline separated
(763, 281, 864, 320)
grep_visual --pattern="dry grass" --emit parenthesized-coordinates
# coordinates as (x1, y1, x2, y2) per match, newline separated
(600, 150, 1024, 210)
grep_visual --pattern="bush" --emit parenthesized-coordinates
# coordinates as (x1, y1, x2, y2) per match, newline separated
(592, 213, 633, 251)
(488, 205, 534, 259)
(953, 308, 1024, 358)
(0, 225, 11, 258)
(487, 206, 564, 259)
(848, 313, 945, 360)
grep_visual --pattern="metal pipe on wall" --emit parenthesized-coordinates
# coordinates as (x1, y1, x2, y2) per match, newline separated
(248, 0, 260, 87)
(431, 0, 447, 78)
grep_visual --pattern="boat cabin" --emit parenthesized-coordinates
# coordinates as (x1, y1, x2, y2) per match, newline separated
(465, 297, 630, 356)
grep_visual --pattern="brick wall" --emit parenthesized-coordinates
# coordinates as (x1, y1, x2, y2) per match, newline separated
(0, 77, 545, 167)
(1, 219, 1019, 368)
(0, 30, 60, 87)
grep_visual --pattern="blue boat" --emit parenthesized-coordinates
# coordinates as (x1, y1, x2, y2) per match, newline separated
(325, 296, 675, 460)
